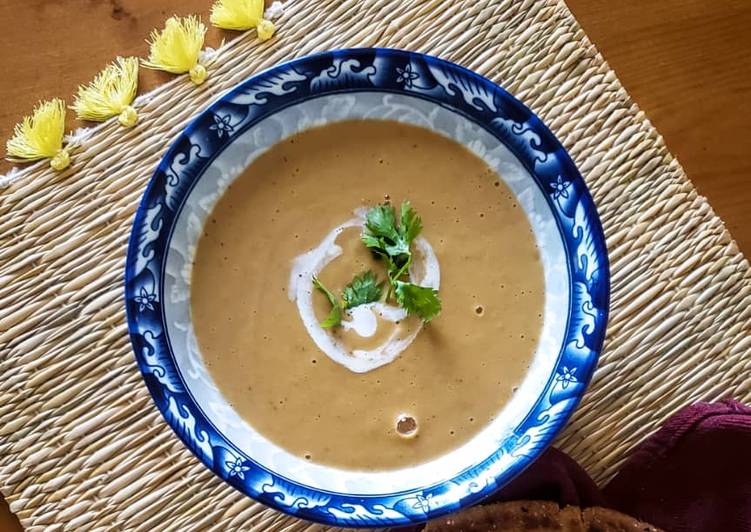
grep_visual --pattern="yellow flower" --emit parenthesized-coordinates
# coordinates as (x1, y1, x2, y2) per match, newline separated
(142, 15, 208, 85)
(72, 57, 140, 127)
(210, 0, 264, 31)
(210, 0, 276, 40)
(6, 99, 71, 170)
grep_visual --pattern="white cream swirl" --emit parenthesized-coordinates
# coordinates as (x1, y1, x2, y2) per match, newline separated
(288, 211, 440, 373)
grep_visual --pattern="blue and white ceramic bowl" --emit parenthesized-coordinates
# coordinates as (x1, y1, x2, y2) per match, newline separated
(125, 48, 609, 528)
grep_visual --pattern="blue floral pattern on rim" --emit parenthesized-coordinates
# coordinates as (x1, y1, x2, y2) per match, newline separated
(124, 48, 609, 528)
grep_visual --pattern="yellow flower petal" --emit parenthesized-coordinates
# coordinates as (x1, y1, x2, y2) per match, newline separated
(210, 0, 264, 31)
(142, 15, 207, 84)
(72, 57, 139, 123)
(6, 99, 67, 164)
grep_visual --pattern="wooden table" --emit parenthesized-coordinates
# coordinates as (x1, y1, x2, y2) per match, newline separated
(1, 0, 749, 529)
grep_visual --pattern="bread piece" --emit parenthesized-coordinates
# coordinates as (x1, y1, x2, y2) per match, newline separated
(423, 501, 663, 532)
(424, 500, 585, 531)
(582, 506, 662, 532)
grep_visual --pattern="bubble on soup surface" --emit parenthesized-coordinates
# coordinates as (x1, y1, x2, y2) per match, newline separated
(396, 414, 418, 438)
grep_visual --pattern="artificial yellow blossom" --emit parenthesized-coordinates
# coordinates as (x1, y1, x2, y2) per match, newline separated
(142, 15, 208, 85)
(72, 57, 140, 127)
(210, 0, 276, 40)
(6, 99, 71, 170)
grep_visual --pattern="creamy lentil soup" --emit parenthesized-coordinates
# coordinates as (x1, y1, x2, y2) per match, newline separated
(191, 120, 544, 470)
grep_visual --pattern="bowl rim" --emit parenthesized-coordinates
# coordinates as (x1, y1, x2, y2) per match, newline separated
(124, 47, 610, 528)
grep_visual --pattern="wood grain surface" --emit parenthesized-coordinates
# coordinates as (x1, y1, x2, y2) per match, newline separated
(0, 0, 748, 529)
(566, 0, 751, 254)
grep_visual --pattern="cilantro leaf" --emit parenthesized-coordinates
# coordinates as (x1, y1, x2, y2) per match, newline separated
(394, 281, 442, 322)
(360, 233, 384, 252)
(364, 204, 400, 242)
(400, 201, 422, 247)
(312, 276, 342, 328)
(342, 270, 385, 309)
(362, 203, 411, 258)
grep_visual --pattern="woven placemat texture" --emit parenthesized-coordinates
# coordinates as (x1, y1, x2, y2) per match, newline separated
(1, 0, 750, 530)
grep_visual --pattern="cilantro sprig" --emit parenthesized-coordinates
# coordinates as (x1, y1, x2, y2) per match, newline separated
(312, 201, 441, 327)
(362, 201, 440, 321)
(342, 271, 385, 309)
(313, 271, 385, 328)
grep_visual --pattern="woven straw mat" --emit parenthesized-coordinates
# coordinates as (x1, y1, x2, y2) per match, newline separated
(1, 0, 750, 530)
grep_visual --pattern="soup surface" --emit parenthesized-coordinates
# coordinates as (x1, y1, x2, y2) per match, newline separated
(191, 120, 544, 470)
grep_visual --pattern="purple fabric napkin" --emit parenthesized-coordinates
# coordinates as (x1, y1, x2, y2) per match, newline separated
(604, 400, 751, 531)
(482, 399, 751, 531)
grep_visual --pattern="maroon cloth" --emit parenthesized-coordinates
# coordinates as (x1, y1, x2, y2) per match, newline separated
(482, 400, 751, 532)
(604, 400, 751, 531)
(488, 447, 606, 508)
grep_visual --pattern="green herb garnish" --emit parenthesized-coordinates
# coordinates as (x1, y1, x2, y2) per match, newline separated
(313, 271, 384, 328)
(363, 201, 440, 322)
(394, 281, 441, 322)
(312, 200, 442, 325)
(361, 201, 422, 267)
(312, 276, 342, 328)
(342, 270, 385, 309)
